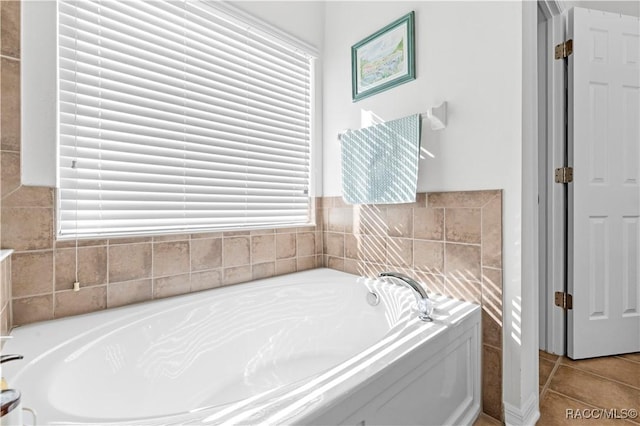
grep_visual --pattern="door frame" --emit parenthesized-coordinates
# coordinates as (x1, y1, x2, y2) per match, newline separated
(538, 0, 567, 356)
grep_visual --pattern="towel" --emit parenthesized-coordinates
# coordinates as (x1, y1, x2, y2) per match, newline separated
(340, 114, 421, 204)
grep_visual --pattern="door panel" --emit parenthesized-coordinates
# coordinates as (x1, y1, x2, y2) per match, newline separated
(568, 7, 640, 359)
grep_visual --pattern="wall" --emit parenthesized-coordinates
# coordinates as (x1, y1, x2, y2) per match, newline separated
(0, 0, 20, 341)
(322, 1, 530, 422)
(322, 190, 504, 420)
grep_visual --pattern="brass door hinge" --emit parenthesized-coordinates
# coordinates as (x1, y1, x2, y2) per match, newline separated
(555, 291, 573, 310)
(555, 167, 573, 183)
(555, 39, 573, 59)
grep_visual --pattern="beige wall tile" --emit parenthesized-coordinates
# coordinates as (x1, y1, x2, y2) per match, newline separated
(223, 265, 252, 286)
(251, 228, 275, 235)
(413, 208, 444, 240)
(386, 208, 413, 238)
(482, 309, 502, 349)
(358, 234, 387, 264)
(13, 294, 53, 325)
(344, 234, 358, 259)
(413, 240, 444, 274)
(1, 57, 20, 151)
(108, 243, 152, 282)
(386, 237, 412, 267)
(1, 151, 20, 197)
(296, 232, 315, 257)
(107, 279, 152, 308)
(276, 233, 296, 259)
(153, 234, 190, 242)
(446, 275, 482, 303)
(482, 345, 502, 421)
(2, 186, 54, 208)
(327, 257, 344, 271)
(356, 205, 387, 236)
(413, 271, 445, 295)
(190, 238, 222, 271)
(343, 259, 361, 275)
(251, 234, 275, 263)
(328, 208, 353, 233)
(2, 208, 53, 251)
(297, 256, 316, 271)
(445, 208, 481, 244)
(223, 230, 250, 237)
(108, 236, 152, 245)
(153, 241, 190, 277)
(315, 231, 323, 255)
(275, 259, 297, 275)
(223, 236, 250, 267)
(482, 267, 502, 329)
(55, 286, 107, 318)
(445, 243, 481, 282)
(252, 262, 275, 280)
(325, 232, 344, 258)
(153, 274, 190, 299)
(55, 246, 107, 291)
(482, 194, 502, 268)
(190, 269, 222, 292)
(428, 190, 500, 209)
(56, 239, 107, 249)
(11, 251, 53, 297)
(190, 231, 223, 239)
(0, 1, 20, 58)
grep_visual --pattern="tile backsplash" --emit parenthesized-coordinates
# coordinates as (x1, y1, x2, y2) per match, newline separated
(320, 191, 503, 421)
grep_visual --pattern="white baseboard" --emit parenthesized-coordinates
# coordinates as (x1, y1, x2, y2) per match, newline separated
(504, 392, 540, 426)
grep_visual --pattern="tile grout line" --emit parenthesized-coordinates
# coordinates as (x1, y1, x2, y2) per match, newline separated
(539, 354, 563, 400)
(559, 361, 640, 391)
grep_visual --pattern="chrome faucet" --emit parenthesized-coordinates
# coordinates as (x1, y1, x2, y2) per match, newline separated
(379, 272, 433, 321)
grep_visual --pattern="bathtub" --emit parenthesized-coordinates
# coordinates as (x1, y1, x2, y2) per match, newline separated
(2, 268, 481, 425)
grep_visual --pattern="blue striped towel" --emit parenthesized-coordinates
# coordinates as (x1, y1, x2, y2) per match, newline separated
(340, 114, 421, 204)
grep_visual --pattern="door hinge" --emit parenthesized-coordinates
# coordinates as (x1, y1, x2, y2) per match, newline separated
(554, 39, 573, 59)
(555, 166, 573, 183)
(555, 291, 573, 310)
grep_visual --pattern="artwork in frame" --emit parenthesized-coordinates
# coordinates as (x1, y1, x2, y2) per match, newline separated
(351, 11, 416, 102)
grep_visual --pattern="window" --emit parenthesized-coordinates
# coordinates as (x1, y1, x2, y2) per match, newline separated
(57, 0, 314, 239)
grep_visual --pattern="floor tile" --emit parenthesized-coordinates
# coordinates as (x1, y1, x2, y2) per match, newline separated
(549, 365, 640, 412)
(561, 356, 640, 389)
(540, 357, 556, 387)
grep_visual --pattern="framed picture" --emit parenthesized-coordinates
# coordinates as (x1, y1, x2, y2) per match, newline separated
(351, 11, 415, 102)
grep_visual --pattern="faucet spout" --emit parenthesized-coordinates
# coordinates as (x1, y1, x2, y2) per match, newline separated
(379, 272, 432, 321)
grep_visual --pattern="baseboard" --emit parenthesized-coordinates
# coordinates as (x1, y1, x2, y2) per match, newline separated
(504, 392, 540, 426)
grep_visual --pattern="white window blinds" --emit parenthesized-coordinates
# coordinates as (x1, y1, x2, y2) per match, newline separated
(57, 0, 313, 239)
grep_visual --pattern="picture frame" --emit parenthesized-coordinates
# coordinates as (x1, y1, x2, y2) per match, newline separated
(351, 11, 416, 102)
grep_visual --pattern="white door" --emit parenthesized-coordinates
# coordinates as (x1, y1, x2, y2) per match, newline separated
(568, 7, 640, 359)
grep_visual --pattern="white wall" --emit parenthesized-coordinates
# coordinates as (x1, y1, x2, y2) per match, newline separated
(322, 1, 536, 422)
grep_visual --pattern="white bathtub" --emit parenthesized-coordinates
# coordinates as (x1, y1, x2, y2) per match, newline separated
(3, 269, 481, 425)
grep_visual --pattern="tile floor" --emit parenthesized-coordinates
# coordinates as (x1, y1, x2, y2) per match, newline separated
(474, 351, 640, 426)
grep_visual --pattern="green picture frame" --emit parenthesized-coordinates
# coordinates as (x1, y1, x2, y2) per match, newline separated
(351, 11, 416, 102)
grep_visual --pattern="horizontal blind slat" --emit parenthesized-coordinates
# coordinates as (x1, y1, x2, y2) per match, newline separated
(58, 0, 312, 239)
